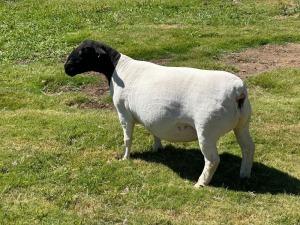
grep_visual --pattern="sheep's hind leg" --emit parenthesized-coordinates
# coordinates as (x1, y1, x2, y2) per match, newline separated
(153, 136, 162, 152)
(195, 136, 220, 188)
(234, 127, 255, 179)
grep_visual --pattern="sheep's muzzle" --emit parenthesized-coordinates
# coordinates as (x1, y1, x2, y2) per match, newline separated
(64, 63, 77, 76)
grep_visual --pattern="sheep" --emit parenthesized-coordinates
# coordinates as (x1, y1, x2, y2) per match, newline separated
(64, 40, 255, 187)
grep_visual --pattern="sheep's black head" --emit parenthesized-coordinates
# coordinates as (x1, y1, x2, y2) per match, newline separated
(64, 40, 120, 79)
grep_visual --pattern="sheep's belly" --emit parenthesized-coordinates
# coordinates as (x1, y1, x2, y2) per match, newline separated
(151, 123, 198, 142)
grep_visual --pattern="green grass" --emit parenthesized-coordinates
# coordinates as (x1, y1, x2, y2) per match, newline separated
(1, 0, 300, 224)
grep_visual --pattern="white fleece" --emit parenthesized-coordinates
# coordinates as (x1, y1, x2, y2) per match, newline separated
(110, 54, 255, 187)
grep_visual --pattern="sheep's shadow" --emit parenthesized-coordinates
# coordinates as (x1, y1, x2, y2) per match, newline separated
(131, 145, 300, 195)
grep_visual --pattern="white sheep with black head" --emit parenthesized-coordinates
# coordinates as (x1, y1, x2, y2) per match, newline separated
(64, 40, 255, 187)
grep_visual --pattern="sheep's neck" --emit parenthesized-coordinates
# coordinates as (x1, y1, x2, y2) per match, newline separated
(96, 45, 121, 85)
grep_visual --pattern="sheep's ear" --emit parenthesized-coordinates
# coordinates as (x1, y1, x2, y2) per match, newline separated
(80, 47, 95, 54)
(78, 47, 91, 56)
(79, 46, 106, 56)
(94, 46, 107, 55)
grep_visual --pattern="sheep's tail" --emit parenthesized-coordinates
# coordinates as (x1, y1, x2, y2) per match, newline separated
(232, 79, 248, 110)
(236, 93, 246, 110)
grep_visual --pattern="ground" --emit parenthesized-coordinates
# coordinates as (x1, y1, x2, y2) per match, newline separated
(222, 43, 300, 79)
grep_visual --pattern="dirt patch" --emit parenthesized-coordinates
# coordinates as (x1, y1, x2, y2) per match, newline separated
(68, 81, 115, 110)
(222, 43, 300, 79)
(79, 81, 109, 100)
(78, 73, 115, 110)
(42, 73, 114, 110)
(149, 57, 174, 65)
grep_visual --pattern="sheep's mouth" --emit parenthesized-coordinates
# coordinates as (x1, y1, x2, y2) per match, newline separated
(65, 69, 77, 77)
(64, 64, 78, 76)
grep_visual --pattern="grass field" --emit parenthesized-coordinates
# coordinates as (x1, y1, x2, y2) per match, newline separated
(1, 0, 300, 224)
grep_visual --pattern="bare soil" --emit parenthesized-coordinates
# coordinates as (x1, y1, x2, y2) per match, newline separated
(70, 81, 115, 110)
(67, 43, 300, 109)
(222, 43, 300, 79)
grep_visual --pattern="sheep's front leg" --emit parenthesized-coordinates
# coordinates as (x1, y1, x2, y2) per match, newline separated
(121, 121, 134, 160)
(117, 110, 135, 160)
(195, 138, 220, 188)
(153, 136, 162, 152)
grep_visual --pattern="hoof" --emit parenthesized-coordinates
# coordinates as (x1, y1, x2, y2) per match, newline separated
(121, 154, 130, 160)
(239, 177, 252, 189)
(121, 156, 129, 160)
(152, 147, 162, 152)
(194, 182, 205, 188)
